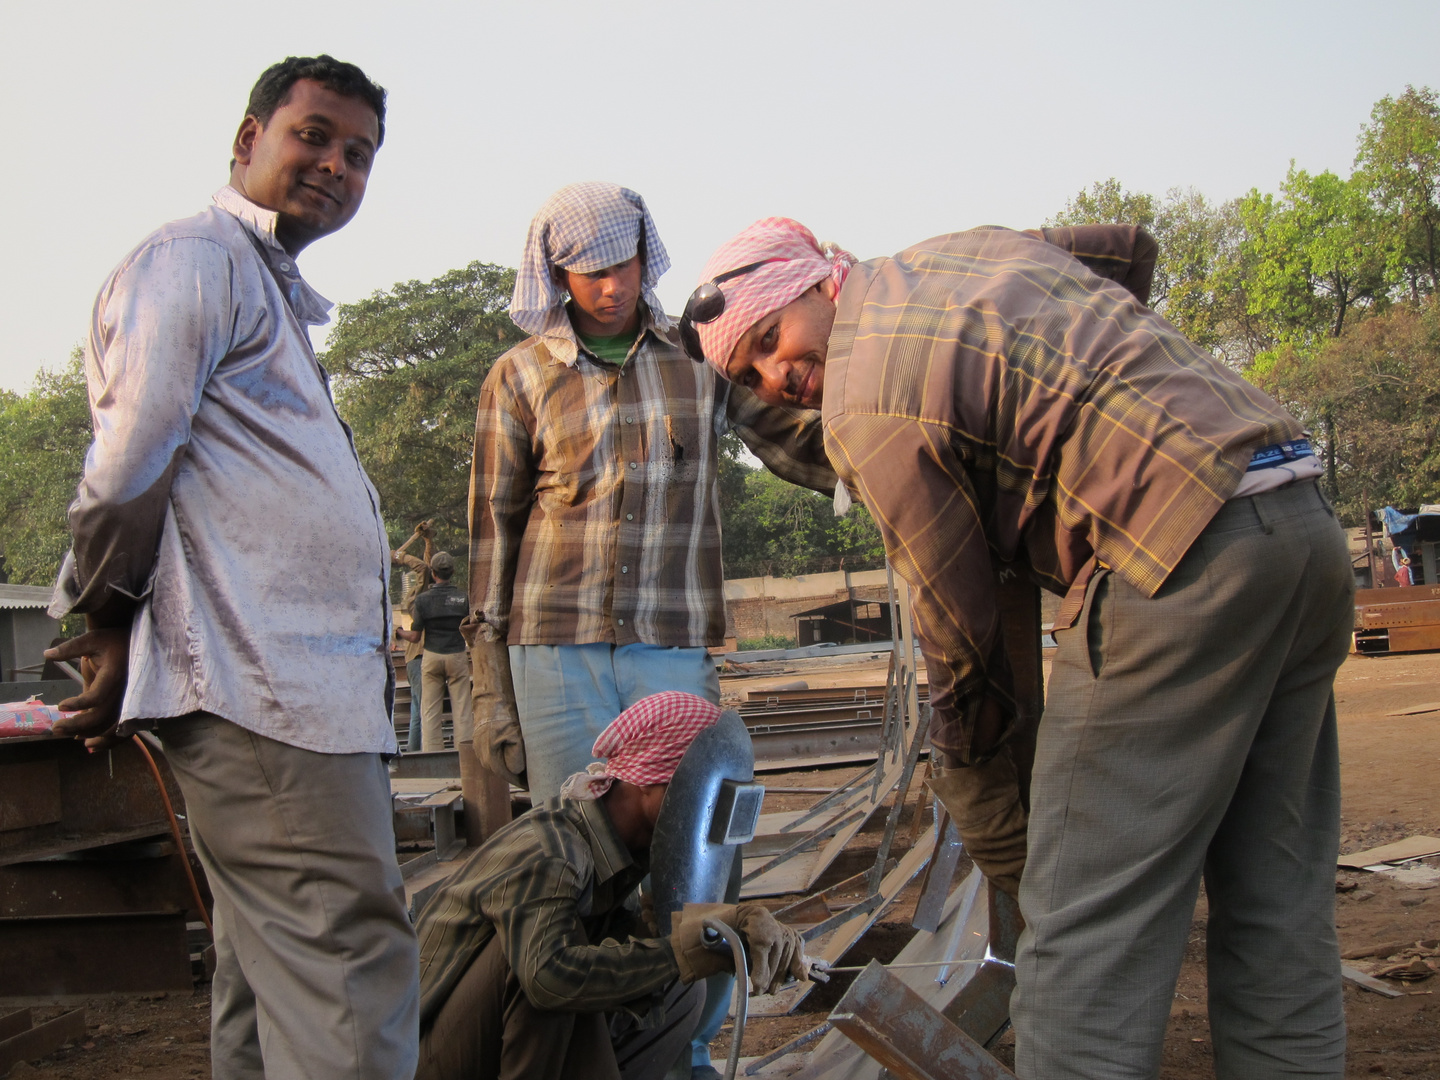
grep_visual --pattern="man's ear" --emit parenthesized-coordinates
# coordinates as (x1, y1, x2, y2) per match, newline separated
(232, 115, 262, 167)
(816, 278, 839, 302)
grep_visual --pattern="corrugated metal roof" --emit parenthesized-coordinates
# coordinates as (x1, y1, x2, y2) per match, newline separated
(0, 583, 55, 610)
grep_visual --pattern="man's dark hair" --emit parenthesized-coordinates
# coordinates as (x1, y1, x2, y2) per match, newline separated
(245, 55, 388, 147)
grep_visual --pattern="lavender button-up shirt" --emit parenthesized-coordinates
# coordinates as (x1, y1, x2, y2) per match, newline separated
(51, 187, 396, 754)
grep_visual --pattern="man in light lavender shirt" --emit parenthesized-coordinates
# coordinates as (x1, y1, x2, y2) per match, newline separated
(46, 56, 418, 1079)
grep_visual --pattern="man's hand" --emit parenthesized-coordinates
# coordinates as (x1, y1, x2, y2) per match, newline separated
(45, 627, 132, 748)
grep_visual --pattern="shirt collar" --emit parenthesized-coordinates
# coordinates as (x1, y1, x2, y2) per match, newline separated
(572, 797, 637, 885)
(211, 186, 334, 327)
(540, 303, 678, 369)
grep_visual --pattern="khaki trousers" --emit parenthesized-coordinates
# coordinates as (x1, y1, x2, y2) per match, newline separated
(1012, 482, 1352, 1079)
(156, 713, 419, 1080)
(421, 650, 473, 751)
(416, 934, 703, 1080)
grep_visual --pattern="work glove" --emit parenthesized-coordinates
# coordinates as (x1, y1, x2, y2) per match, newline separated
(668, 903, 811, 995)
(926, 746, 1028, 900)
(468, 635, 526, 787)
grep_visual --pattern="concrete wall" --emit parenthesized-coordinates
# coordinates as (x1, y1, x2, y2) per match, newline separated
(723, 567, 1064, 642)
(0, 608, 61, 682)
(723, 568, 891, 641)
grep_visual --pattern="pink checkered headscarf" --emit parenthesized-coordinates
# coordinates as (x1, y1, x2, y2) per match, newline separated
(692, 218, 855, 376)
(559, 692, 721, 801)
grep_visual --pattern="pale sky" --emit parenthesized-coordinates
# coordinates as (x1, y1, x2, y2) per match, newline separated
(3, 0, 1437, 392)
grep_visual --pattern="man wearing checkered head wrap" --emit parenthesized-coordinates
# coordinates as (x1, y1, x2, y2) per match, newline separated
(692, 217, 1351, 1078)
(467, 185, 838, 1080)
(410, 691, 810, 1080)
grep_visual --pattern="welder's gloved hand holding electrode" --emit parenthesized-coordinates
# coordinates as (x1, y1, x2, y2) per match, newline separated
(670, 903, 826, 994)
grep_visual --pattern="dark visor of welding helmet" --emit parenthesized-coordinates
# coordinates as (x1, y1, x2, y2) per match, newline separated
(678, 260, 776, 364)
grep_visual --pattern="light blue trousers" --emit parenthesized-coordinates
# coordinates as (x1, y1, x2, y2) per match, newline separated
(508, 641, 729, 1071)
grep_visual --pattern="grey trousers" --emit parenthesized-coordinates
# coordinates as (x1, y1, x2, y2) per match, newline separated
(416, 934, 704, 1080)
(156, 713, 420, 1080)
(1012, 482, 1352, 1079)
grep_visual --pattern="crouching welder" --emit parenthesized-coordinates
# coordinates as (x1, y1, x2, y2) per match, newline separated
(412, 691, 809, 1080)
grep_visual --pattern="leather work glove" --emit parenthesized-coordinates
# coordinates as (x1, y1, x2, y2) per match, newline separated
(735, 904, 807, 995)
(926, 746, 1028, 901)
(668, 903, 809, 995)
(469, 635, 526, 787)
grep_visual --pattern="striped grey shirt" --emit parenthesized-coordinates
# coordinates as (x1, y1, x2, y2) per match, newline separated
(415, 797, 674, 1026)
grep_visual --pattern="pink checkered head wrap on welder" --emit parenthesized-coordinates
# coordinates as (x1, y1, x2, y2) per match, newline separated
(691, 217, 856, 377)
(559, 691, 721, 801)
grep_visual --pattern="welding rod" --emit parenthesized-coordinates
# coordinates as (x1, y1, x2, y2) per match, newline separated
(816, 958, 1014, 974)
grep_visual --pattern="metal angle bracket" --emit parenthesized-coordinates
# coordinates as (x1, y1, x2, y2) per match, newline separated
(829, 960, 1017, 1080)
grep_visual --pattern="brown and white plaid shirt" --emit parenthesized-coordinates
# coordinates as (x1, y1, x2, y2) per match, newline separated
(822, 227, 1302, 761)
(469, 312, 835, 647)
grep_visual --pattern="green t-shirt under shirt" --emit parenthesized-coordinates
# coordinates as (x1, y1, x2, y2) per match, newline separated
(576, 326, 640, 365)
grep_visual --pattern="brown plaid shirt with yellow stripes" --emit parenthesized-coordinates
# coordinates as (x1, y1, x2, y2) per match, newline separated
(415, 797, 675, 1027)
(469, 313, 836, 646)
(822, 227, 1301, 761)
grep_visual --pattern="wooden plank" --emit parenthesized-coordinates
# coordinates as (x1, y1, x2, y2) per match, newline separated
(1338, 835, 1440, 869)
(0, 1009, 86, 1075)
(1342, 965, 1405, 998)
(0, 762, 61, 832)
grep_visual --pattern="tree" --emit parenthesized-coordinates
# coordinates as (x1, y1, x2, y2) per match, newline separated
(1259, 297, 1440, 523)
(721, 460, 885, 578)
(1355, 85, 1440, 302)
(0, 351, 93, 586)
(325, 262, 527, 567)
(1240, 166, 1397, 348)
(1049, 180, 1254, 362)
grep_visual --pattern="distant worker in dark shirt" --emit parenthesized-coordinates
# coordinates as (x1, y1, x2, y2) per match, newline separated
(400, 551, 473, 750)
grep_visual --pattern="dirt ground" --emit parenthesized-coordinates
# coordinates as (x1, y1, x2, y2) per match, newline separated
(7, 651, 1439, 1078)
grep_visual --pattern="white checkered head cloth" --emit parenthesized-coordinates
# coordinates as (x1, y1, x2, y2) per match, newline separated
(510, 181, 671, 339)
(559, 691, 720, 801)
(693, 217, 855, 376)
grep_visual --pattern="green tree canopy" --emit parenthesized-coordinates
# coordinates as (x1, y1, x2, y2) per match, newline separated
(325, 262, 527, 563)
(0, 351, 92, 586)
(1355, 85, 1440, 302)
(1259, 297, 1440, 522)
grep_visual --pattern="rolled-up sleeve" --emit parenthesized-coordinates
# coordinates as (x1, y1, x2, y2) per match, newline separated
(722, 382, 837, 495)
(55, 237, 233, 619)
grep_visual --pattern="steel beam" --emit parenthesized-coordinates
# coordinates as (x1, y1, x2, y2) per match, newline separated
(829, 960, 1016, 1080)
(0, 738, 185, 866)
(0, 912, 192, 996)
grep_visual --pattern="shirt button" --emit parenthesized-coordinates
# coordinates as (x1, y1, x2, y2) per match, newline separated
(617, 618, 625, 626)
(621, 565, 628, 574)
(279, 261, 292, 272)
(626, 513, 633, 521)
(629, 462, 637, 470)
(626, 417, 634, 424)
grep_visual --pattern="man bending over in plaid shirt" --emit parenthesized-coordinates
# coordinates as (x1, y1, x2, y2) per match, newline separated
(683, 218, 1351, 1080)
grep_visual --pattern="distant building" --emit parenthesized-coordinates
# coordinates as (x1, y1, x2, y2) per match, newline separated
(0, 584, 61, 682)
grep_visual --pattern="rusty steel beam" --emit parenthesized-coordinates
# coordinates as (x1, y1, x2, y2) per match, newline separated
(0, 738, 185, 866)
(829, 960, 1017, 1080)
(0, 912, 192, 996)
(0, 851, 200, 919)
